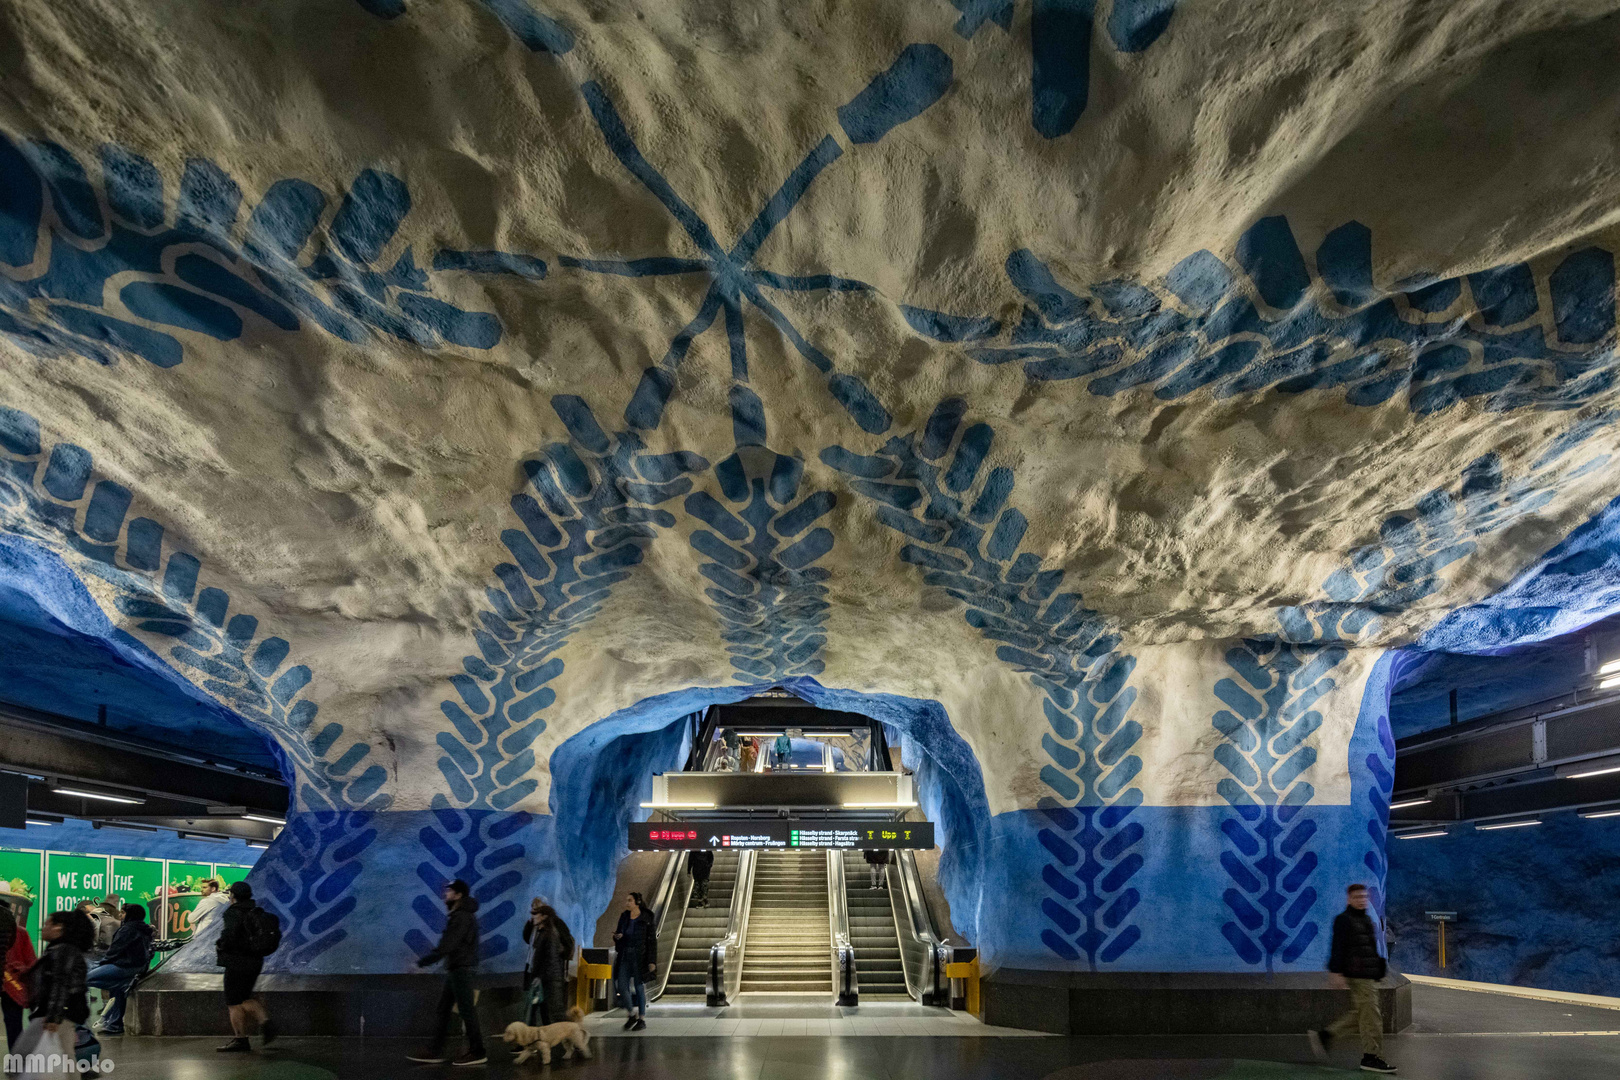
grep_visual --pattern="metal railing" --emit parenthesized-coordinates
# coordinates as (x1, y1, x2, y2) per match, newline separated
(827, 849, 857, 1005)
(646, 848, 692, 1000)
(705, 848, 757, 1006)
(890, 849, 947, 1005)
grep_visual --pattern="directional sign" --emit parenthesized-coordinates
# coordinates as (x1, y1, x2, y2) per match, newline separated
(629, 820, 933, 850)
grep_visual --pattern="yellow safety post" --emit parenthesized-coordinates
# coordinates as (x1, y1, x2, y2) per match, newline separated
(574, 952, 615, 1016)
(943, 956, 980, 1019)
(1438, 919, 1446, 969)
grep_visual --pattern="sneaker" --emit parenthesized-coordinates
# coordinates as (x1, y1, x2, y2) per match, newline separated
(630, 1017, 646, 1031)
(405, 1051, 450, 1063)
(622, 1016, 637, 1030)
(260, 1018, 278, 1047)
(1307, 1029, 1329, 1061)
(1360, 1055, 1397, 1074)
(97, 1025, 124, 1035)
(216, 1038, 251, 1053)
(452, 1053, 488, 1066)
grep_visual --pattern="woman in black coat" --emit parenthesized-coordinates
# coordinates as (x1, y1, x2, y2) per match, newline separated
(521, 903, 573, 1024)
(610, 892, 656, 1031)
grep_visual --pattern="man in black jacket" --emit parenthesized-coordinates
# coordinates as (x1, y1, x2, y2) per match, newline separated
(408, 879, 485, 1066)
(689, 849, 715, 908)
(1311, 883, 1396, 1074)
(216, 882, 277, 1054)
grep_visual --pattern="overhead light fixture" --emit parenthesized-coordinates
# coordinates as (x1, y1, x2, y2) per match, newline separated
(242, 813, 286, 826)
(52, 786, 145, 806)
(102, 821, 156, 833)
(842, 801, 919, 809)
(1389, 797, 1431, 810)
(178, 832, 228, 843)
(1395, 829, 1448, 840)
(1578, 806, 1620, 820)
(25, 818, 60, 828)
(1476, 819, 1540, 831)
(734, 732, 788, 738)
(1599, 659, 1620, 675)
(1557, 754, 1620, 780)
(246, 839, 271, 849)
(1599, 670, 1620, 689)
(638, 802, 716, 809)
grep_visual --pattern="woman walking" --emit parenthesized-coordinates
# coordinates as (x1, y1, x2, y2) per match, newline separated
(610, 892, 656, 1031)
(521, 901, 574, 1025)
(14, 909, 94, 1079)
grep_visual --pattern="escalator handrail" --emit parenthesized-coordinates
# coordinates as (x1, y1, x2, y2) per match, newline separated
(827, 849, 857, 1004)
(647, 848, 691, 1000)
(890, 848, 946, 1005)
(707, 848, 756, 1006)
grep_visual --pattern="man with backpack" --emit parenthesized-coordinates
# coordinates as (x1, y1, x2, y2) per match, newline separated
(689, 849, 715, 908)
(215, 881, 280, 1053)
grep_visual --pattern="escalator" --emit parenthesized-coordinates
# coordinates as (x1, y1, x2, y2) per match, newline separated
(739, 850, 831, 992)
(840, 851, 907, 997)
(661, 849, 741, 997)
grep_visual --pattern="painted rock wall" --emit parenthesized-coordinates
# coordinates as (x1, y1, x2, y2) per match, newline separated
(3, 1, 1620, 976)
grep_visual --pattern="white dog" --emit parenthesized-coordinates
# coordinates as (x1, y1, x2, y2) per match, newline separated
(502, 1007, 593, 1065)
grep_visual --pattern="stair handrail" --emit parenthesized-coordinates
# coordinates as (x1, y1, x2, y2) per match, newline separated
(890, 848, 947, 1005)
(647, 847, 691, 1000)
(706, 848, 756, 1006)
(827, 849, 858, 1005)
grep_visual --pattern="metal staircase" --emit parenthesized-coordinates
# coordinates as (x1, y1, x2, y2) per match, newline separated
(842, 851, 908, 997)
(662, 850, 741, 997)
(740, 850, 832, 992)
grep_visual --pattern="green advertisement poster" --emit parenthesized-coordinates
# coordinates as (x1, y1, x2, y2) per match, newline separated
(110, 857, 166, 926)
(214, 865, 252, 888)
(164, 861, 214, 939)
(44, 853, 109, 917)
(0, 849, 43, 937)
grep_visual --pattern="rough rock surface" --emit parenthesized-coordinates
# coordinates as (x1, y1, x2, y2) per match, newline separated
(2, 0, 1620, 977)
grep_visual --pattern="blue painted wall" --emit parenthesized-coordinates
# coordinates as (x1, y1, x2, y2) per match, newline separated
(1387, 811, 1620, 995)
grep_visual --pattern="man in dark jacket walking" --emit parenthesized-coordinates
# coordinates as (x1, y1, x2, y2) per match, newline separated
(408, 879, 485, 1066)
(1311, 883, 1396, 1074)
(689, 849, 715, 908)
(216, 882, 277, 1053)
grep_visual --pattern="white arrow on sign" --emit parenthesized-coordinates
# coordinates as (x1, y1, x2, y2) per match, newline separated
(709, 836, 720, 846)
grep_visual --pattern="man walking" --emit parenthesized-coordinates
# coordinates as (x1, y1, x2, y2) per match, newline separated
(408, 879, 485, 1067)
(216, 882, 279, 1053)
(1311, 883, 1396, 1074)
(689, 849, 714, 908)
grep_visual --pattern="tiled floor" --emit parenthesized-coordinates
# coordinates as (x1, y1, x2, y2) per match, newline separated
(582, 994, 1043, 1037)
(42, 981, 1620, 1079)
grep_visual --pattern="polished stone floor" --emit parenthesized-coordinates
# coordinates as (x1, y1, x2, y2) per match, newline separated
(39, 983, 1620, 1079)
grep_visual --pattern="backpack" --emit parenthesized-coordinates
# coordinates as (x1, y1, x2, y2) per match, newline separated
(243, 906, 282, 957)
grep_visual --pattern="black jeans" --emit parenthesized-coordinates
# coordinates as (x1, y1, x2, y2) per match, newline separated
(429, 968, 483, 1056)
(1, 995, 22, 1049)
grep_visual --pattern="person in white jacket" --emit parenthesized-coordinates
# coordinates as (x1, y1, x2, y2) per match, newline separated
(189, 879, 231, 940)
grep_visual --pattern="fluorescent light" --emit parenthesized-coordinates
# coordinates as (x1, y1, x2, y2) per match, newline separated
(842, 801, 919, 809)
(103, 822, 156, 833)
(246, 839, 271, 849)
(1599, 658, 1620, 675)
(25, 818, 59, 828)
(1579, 808, 1620, 819)
(1395, 829, 1448, 840)
(242, 813, 286, 826)
(52, 786, 145, 805)
(1566, 764, 1620, 779)
(1600, 674, 1620, 689)
(1389, 797, 1431, 810)
(178, 832, 228, 843)
(638, 802, 715, 809)
(1476, 819, 1540, 831)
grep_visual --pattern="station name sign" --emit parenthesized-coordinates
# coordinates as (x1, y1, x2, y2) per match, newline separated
(629, 820, 933, 851)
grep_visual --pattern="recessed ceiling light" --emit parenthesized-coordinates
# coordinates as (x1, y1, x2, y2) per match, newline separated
(1389, 797, 1431, 810)
(52, 786, 145, 805)
(1476, 819, 1540, 831)
(1578, 807, 1620, 820)
(1395, 829, 1447, 840)
(242, 813, 286, 826)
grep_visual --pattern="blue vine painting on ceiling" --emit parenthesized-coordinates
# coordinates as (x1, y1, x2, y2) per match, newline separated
(0, 131, 541, 368)
(0, 402, 386, 966)
(916, 217, 1618, 416)
(823, 398, 1146, 969)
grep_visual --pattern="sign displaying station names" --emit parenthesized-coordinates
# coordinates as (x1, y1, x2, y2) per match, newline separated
(629, 820, 933, 851)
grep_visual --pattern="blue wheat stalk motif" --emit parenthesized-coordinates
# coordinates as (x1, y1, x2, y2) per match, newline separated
(406, 809, 533, 964)
(823, 398, 1144, 967)
(909, 217, 1617, 416)
(1362, 710, 1396, 923)
(1211, 639, 1344, 970)
(0, 403, 388, 813)
(686, 388, 836, 682)
(0, 130, 541, 369)
(431, 394, 708, 812)
(257, 810, 380, 966)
